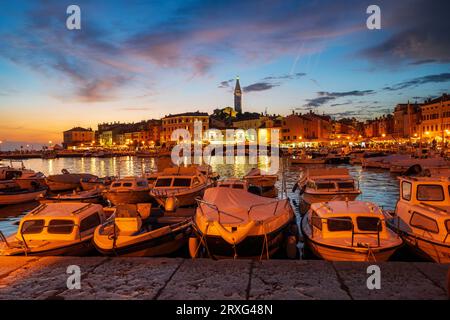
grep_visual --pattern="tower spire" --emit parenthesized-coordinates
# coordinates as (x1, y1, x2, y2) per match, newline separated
(234, 76, 242, 113)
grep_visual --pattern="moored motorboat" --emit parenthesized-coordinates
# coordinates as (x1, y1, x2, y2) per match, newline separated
(190, 187, 296, 259)
(243, 168, 278, 198)
(150, 166, 212, 210)
(93, 203, 192, 256)
(46, 169, 97, 191)
(301, 201, 403, 261)
(295, 168, 361, 211)
(386, 176, 450, 263)
(0, 202, 108, 256)
(80, 176, 113, 191)
(0, 186, 47, 205)
(104, 176, 153, 205)
(40, 188, 104, 204)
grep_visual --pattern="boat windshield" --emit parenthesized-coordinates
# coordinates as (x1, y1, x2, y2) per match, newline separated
(173, 178, 192, 187)
(337, 181, 355, 189)
(155, 178, 172, 187)
(327, 217, 352, 231)
(48, 220, 75, 234)
(316, 182, 336, 190)
(21, 219, 45, 234)
(356, 217, 382, 231)
(417, 184, 444, 201)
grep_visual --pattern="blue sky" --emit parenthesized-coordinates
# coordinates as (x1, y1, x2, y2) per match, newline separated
(0, 0, 449, 144)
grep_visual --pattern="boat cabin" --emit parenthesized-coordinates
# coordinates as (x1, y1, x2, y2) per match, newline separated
(308, 201, 391, 243)
(396, 176, 450, 242)
(153, 167, 207, 189)
(110, 177, 149, 191)
(16, 203, 107, 242)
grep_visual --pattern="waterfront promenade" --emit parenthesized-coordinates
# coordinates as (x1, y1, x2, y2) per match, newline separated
(0, 257, 448, 300)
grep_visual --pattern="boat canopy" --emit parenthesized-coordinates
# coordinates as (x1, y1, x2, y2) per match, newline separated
(198, 187, 290, 224)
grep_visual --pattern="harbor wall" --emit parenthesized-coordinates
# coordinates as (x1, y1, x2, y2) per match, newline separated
(0, 257, 448, 300)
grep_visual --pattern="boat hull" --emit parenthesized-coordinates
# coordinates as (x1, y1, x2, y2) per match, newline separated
(301, 191, 360, 206)
(196, 223, 291, 259)
(0, 188, 47, 205)
(152, 188, 205, 207)
(94, 221, 192, 257)
(1, 238, 95, 256)
(105, 190, 152, 205)
(387, 222, 450, 263)
(45, 180, 80, 192)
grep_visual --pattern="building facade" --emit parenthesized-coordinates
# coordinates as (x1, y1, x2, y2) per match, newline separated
(161, 112, 209, 145)
(63, 127, 95, 148)
(420, 94, 450, 141)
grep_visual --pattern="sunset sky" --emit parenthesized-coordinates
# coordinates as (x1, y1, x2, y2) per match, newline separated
(0, 0, 449, 147)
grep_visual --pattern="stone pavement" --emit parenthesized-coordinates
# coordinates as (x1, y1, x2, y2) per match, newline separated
(0, 257, 448, 300)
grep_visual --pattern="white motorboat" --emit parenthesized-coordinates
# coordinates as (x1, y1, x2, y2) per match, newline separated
(0, 202, 108, 256)
(93, 203, 192, 257)
(80, 176, 113, 191)
(301, 200, 403, 262)
(243, 168, 278, 187)
(290, 155, 326, 164)
(386, 176, 450, 263)
(104, 176, 153, 205)
(362, 154, 410, 169)
(0, 186, 47, 205)
(295, 168, 361, 209)
(190, 187, 296, 259)
(390, 157, 450, 174)
(150, 166, 212, 210)
(0, 161, 45, 189)
(46, 169, 97, 191)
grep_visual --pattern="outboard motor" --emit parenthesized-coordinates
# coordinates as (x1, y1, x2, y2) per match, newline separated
(164, 196, 179, 212)
(401, 164, 422, 176)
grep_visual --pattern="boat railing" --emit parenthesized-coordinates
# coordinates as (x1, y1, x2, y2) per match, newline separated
(309, 216, 382, 247)
(195, 197, 245, 224)
(0, 230, 10, 248)
(247, 199, 286, 217)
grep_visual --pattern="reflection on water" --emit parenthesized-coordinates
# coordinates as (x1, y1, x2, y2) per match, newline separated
(0, 156, 399, 236)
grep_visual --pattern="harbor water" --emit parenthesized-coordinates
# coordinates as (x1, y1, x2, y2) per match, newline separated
(0, 156, 399, 236)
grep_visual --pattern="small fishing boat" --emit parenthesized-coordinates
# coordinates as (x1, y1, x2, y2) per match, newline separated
(150, 166, 212, 210)
(0, 186, 47, 205)
(80, 176, 113, 191)
(190, 187, 296, 259)
(243, 168, 278, 187)
(0, 203, 108, 256)
(93, 203, 192, 256)
(243, 168, 278, 198)
(290, 156, 326, 164)
(386, 176, 450, 263)
(0, 161, 45, 189)
(46, 169, 97, 191)
(104, 176, 153, 205)
(40, 188, 103, 204)
(301, 201, 403, 261)
(295, 168, 361, 209)
(390, 157, 450, 174)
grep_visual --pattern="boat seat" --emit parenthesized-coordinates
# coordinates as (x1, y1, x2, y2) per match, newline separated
(114, 204, 152, 236)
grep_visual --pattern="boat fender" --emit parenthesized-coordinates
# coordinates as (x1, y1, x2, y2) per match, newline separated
(188, 236, 200, 258)
(214, 221, 255, 245)
(286, 235, 298, 259)
(164, 196, 179, 212)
